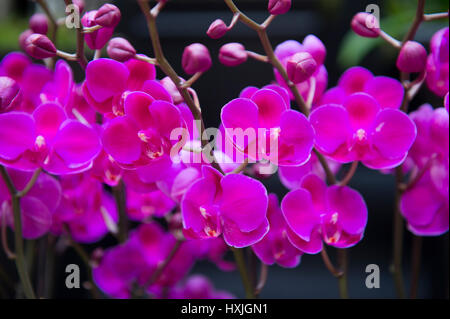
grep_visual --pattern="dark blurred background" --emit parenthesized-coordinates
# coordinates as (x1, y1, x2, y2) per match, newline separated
(0, 0, 448, 299)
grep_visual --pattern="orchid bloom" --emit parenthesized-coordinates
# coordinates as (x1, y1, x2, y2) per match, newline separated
(252, 194, 304, 268)
(221, 87, 314, 166)
(281, 174, 368, 253)
(181, 166, 269, 248)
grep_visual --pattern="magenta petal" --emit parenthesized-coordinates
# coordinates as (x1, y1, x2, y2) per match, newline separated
(123, 91, 154, 129)
(281, 188, 321, 241)
(222, 217, 269, 248)
(400, 183, 441, 227)
(278, 110, 314, 165)
(52, 120, 101, 165)
(372, 109, 417, 159)
(33, 102, 67, 140)
(27, 174, 62, 212)
(102, 116, 141, 164)
(125, 58, 156, 91)
(343, 93, 380, 130)
(181, 174, 219, 232)
(252, 237, 276, 265)
(338, 66, 373, 94)
(142, 80, 173, 103)
(251, 89, 288, 128)
(300, 174, 327, 212)
(239, 86, 259, 99)
(274, 40, 304, 61)
(220, 174, 268, 232)
(19, 196, 52, 239)
(286, 226, 323, 254)
(0, 112, 35, 160)
(407, 204, 449, 236)
(263, 84, 291, 108)
(318, 87, 346, 106)
(326, 185, 368, 235)
(309, 104, 351, 155)
(85, 58, 129, 103)
(136, 155, 173, 183)
(148, 100, 183, 137)
(364, 76, 404, 109)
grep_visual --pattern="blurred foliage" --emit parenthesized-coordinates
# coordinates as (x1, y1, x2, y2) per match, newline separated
(338, 0, 449, 68)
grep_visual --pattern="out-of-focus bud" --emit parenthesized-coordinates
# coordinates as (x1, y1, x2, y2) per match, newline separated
(219, 43, 248, 67)
(94, 3, 121, 28)
(161, 76, 184, 104)
(286, 52, 317, 84)
(29, 13, 48, 35)
(351, 12, 380, 38)
(182, 43, 212, 75)
(207, 19, 228, 39)
(73, 0, 85, 13)
(302, 34, 326, 65)
(19, 29, 33, 51)
(24, 33, 57, 59)
(107, 37, 136, 62)
(0, 77, 22, 113)
(396, 41, 427, 73)
(268, 0, 292, 15)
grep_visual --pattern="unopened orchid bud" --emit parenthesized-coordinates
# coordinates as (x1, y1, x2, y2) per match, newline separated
(161, 76, 184, 104)
(0, 77, 22, 113)
(302, 34, 326, 65)
(182, 43, 212, 75)
(286, 52, 317, 84)
(82, 11, 114, 50)
(219, 43, 248, 67)
(94, 3, 121, 28)
(19, 29, 33, 51)
(268, 0, 292, 15)
(73, 0, 85, 13)
(24, 33, 57, 59)
(396, 41, 427, 73)
(29, 13, 48, 35)
(207, 19, 228, 39)
(351, 12, 380, 38)
(107, 37, 136, 62)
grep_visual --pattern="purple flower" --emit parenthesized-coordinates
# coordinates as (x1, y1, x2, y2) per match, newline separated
(252, 194, 303, 268)
(0, 76, 22, 113)
(181, 166, 269, 248)
(81, 10, 114, 50)
(126, 188, 175, 221)
(0, 168, 61, 239)
(221, 87, 314, 166)
(274, 36, 328, 105)
(426, 27, 449, 97)
(401, 104, 449, 236)
(281, 174, 368, 253)
(169, 275, 234, 299)
(311, 90, 416, 170)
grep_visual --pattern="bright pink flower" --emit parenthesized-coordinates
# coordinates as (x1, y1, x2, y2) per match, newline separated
(81, 11, 114, 50)
(286, 52, 317, 84)
(278, 152, 340, 190)
(169, 275, 234, 299)
(274, 36, 327, 104)
(52, 174, 118, 243)
(311, 91, 416, 169)
(281, 174, 368, 253)
(0, 168, 61, 239)
(126, 188, 175, 221)
(252, 194, 303, 268)
(401, 104, 449, 236)
(426, 27, 449, 97)
(0, 103, 101, 174)
(351, 12, 380, 38)
(181, 166, 269, 248)
(0, 76, 22, 113)
(221, 87, 314, 166)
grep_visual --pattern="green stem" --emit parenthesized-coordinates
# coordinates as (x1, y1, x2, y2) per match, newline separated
(231, 247, 255, 299)
(337, 249, 349, 299)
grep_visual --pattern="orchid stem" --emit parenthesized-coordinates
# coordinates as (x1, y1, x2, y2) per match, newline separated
(410, 235, 422, 299)
(339, 161, 358, 186)
(145, 239, 183, 288)
(254, 263, 268, 297)
(337, 249, 349, 299)
(0, 166, 36, 299)
(392, 166, 406, 299)
(231, 247, 255, 299)
(112, 180, 128, 244)
(321, 246, 344, 278)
